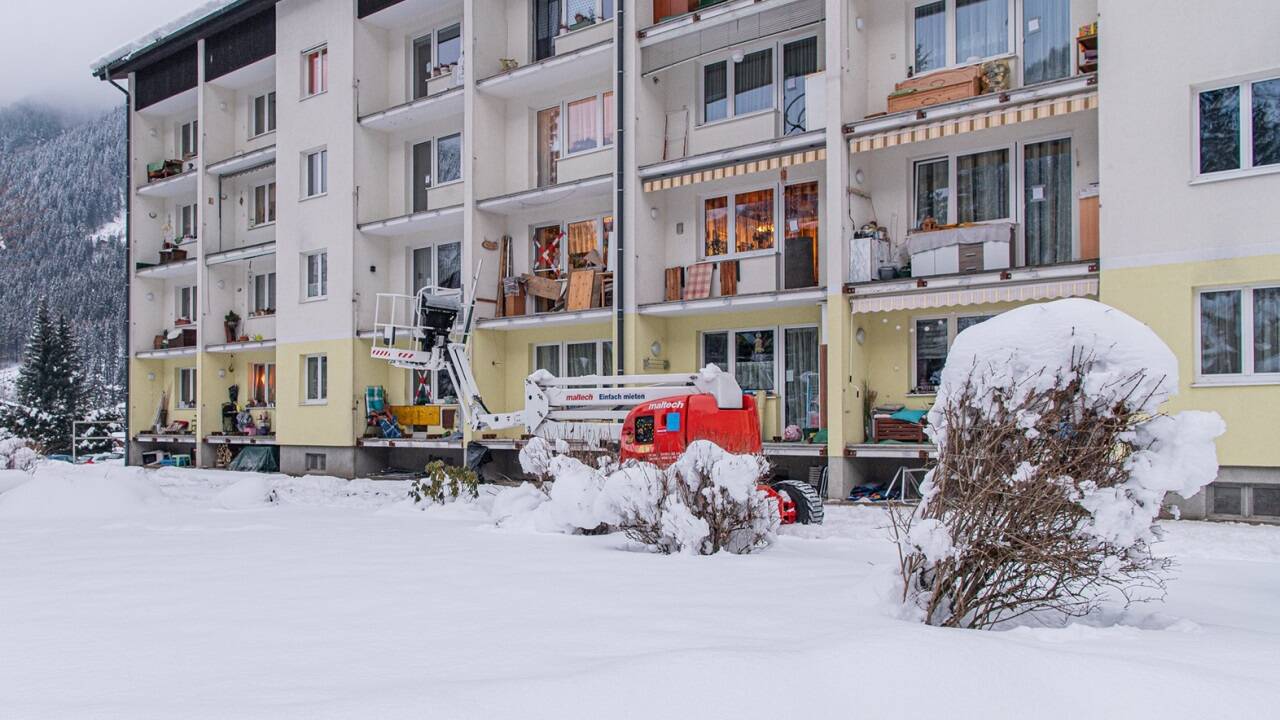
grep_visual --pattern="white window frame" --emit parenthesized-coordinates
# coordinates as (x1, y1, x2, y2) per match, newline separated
(556, 92, 615, 158)
(251, 271, 277, 315)
(532, 340, 614, 378)
(408, 133, 464, 200)
(176, 367, 198, 410)
(696, 32, 822, 127)
(303, 354, 328, 404)
(699, 184, 785, 262)
(1191, 71, 1280, 184)
(178, 119, 199, 159)
(178, 203, 198, 239)
(411, 22, 464, 94)
(909, 0, 1015, 77)
(304, 452, 327, 471)
(303, 250, 328, 301)
(698, 326, 797, 399)
(250, 90, 277, 138)
(909, 312, 996, 394)
(531, 214, 614, 275)
(409, 241, 464, 294)
(559, 0, 614, 33)
(176, 285, 196, 324)
(303, 148, 328, 199)
(250, 362, 276, 407)
(303, 45, 328, 98)
(910, 143, 1015, 227)
(251, 181, 276, 228)
(1194, 283, 1280, 386)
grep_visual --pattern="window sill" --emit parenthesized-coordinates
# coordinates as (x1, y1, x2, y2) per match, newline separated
(246, 313, 276, 320)
(248, 221, 276, 230)
(300, 192, 328, 202)
(432, 178, 464, 189)
(1189, 163, 1280, 186)
(1192, 377, 1280, 388)
(697, 106, 776, 131)
(557, 17, 613, 39)
(302, 400, 328, 406)
(562, 144, 614, 161)
(911, 51, 1016, 80)
(248, 130, 277, 142)
(301, 90, 328, 102)
(301, 295, 328, 304)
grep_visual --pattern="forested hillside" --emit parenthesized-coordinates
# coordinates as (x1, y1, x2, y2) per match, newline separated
(0, 102, 126, 405)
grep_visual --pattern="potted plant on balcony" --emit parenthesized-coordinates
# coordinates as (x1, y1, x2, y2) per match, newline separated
(224, 310, 241, 344)
(568, 11, 595, 31)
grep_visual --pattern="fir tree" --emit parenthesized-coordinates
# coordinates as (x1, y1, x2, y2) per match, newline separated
(14, 296, 55, 407)
(0, 300, 84, 453)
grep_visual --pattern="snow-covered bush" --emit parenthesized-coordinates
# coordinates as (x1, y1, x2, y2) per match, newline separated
(0, 436, 41, 471)
(513, 437, 779, 554)
(891, 299, 1225, 629)
(409, 460, 479, 505)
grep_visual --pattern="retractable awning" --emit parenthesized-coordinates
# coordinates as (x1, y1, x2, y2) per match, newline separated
(848, 83, 1097, 155)
(641, 147, 825, 193)
(849, 277, 1097, 314)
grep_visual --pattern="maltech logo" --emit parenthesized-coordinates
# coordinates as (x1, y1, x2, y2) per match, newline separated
(564, 392, 597, 402)
(647, 400, 685, 412)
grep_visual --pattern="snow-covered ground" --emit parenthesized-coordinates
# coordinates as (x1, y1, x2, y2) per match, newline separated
(0, 364, 17, 402)
(0, 464, 1276, 719)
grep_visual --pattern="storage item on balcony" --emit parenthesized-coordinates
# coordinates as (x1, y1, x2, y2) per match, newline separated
(500, 276, 526, 317)
(908, 223, 1014, 278)
(665, 267, 683, 301)
(566, 270, 595, 311)
(719, 261, 738, 297)
(873, 411, 928, 443)
(783, 235, 817, 289)
(653, 0, 696, 23)
(158, 248, 188, 264)
(147, 159, 184, 181)
(1078, 185, 1100, 260)
(683, 262, 714, 300)
(887, 65, 982, 114)
(391, 405, 442, 428)
(1077, 24, 1098, 74)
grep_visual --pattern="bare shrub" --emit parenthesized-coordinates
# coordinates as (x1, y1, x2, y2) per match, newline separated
(409, 460, 479, 505)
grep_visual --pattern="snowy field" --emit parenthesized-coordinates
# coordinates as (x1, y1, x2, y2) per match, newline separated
(0, 463, 1277, 719)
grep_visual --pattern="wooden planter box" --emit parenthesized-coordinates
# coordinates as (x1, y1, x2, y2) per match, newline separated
(888, 66, 982, 113)
(158, 248, 188, 264)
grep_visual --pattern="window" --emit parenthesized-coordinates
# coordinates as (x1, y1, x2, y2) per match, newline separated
(251, 272, 276, 315)
(412, 367, 457, 406)
(178, 203, 198, 239)
(1024, 138, 1071, 265)
(250, 362, 276, 406)
(702, 329, 776, 394)
(562, 0, 613, 31)
(911, 0, 1011, 74)
(176, 285, 196, 323)
(304, 46, 328, 97)
(251, 182, 276, 227)
(700, 37, 818, 125)
(1198, 285, 1280, 382)
(703, 62, 728, 122)
(533, 340, 613, 379)
(602, 92, 615, 146)
(912, 314, 994, 392)
(1210, 483, 1280, 519)
(177, 367, 197, 410)
(305, 149, 327, 198)
(437, 24, 462, 66)
(251, 91, 276, 137)
(305, 251, 328, 299)
(536, 105, 560, 187)
(304, 354, 328, 403)
(179, 120, 198, 159)
(305, 453, 327, 472)
(437, 133, 462, 184)
(702, 188, 776, 258)
(783, 326, 820, 429)
(532, 216, 611, 276)
(912, 148, 1010, 229)
(735, 49, 774, 116)
(1022, 0, 1071, 84)
(413, 25, 463, 99)
(783, 182, 820, 289)
(412, 242, 462, 293)
(1196, 75, 1280, 179)
(412, 140, 432, 211)
(412, 35, 432, 100)
(782, 37, 819, 135)
(562, 93, 613, 155)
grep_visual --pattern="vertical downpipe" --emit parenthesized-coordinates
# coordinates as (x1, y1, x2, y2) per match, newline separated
(613, 2, 626, 373)
(107, 71, 131, 464)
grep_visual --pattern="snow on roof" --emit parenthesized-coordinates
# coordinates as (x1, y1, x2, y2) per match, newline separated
(90, 0, 241, 75)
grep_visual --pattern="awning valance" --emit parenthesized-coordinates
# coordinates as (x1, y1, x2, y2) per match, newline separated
(642, 148, 825, 193)
(850, 278, 1097, 314)
(849, 90, 1097, 154)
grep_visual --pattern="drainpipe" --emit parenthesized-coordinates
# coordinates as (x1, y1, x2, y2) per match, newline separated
(106, 69, 131, 464)
(613, 2, 626, 372)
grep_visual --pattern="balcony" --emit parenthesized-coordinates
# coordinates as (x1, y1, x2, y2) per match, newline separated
(137, 164, 197, 198)
(358, 85, 464, 133)
(136, 325, 198, 359)
(475, 38, 611, 101)
(640, 0, 821, 75)
(136, 242, 198, 279)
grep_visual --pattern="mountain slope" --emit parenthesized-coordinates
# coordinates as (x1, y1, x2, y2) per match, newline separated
(0, 103, 126, 403)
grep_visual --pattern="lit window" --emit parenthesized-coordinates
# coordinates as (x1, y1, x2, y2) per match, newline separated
(251, 363, 276, 406)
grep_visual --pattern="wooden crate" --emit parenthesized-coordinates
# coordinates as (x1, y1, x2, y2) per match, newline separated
(873, 415, 927, 443)
(888, 66, 982, 113)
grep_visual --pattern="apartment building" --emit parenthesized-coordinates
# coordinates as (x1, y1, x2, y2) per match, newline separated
(94, 0, 1276, 518)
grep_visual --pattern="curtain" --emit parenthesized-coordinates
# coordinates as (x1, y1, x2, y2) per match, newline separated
(956, 149, 1008, 223)
(735, 330, 775, 393)
(734, 49, 773, 116)
(784, 182, 819, 288)
(784, 327, 820, 429)
(566, 96, 598, 153)
(437, 134, 461, 183)
(567, 219, 598, 268)
(534, 0, 560, 61)
(1200, 86, 1241, 174)
(1023, 139, 1071, 265)
(704, 197, 729, 256)
(602, 92, 615, 145)
(914, 1, 946, 73)
(535, 346, 560, 375)
(914, 158, 949, 227)
(436, 242, 461, 289)
(734, 189, 775, 253)
(1252, 78, 1280, 167)
(782, 37, 818, 135)
(956, 0, 1008, 62)
(1201, 290, 1242, 374)
(915, 318, 948, 392)
(567, 342, 597, 377)
(1255, 287, 1280, 373)
(704, 62, 728, 122)
(1022, 0, 1070, 84)
(537, 106, 560, 187)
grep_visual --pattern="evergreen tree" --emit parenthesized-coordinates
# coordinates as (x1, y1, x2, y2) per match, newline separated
(14, 296, 55, 406)
(0, 301, 84, 453)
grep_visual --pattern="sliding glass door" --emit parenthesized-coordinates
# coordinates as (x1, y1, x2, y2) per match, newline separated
(1023, 0, 1072, 84)
(783, 327, 820, 430)
(1024, 138, 1072, 266)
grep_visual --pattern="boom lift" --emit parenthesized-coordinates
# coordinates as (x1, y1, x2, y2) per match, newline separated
(369, 282, 823, 524)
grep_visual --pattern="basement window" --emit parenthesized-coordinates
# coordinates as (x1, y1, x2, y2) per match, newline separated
(304, 452, 327, 472)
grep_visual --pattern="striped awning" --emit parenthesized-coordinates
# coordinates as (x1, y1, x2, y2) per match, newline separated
(850, 278, 1097, 314)
(642, 148, 826, 193)
(849, 91, 1098, 154)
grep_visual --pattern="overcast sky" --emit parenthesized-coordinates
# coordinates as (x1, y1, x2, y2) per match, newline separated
(0, 0, 210, 113)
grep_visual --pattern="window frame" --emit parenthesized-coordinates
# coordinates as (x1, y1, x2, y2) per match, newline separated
(250, 90, 277, 138)
(409, 241, 464, 294)
(251, 271, 277, 316)
(175, 285, 196, 324)
(532, 339, 614, 378)
(908, 0, 1015, 78)
(699, 324, 819, 412)
(530, 214, 614, 276)
(303, 45, 329, 98)
(303, 353, 328, 404)
(250, 362, 277, 407)
(909, 312, 997, 394)
(559, 0, 614, 33)
(697, 33, 821, 127)
(698, 177, 820, 262)
(303, 148, 328, 199)
(178, 203, 198, 239)
(250, 181, 277, 228)
(1194, 283, 1280, 386)
(411, 22, 464, 99)
(555, 91, 615, 159)
(176, 367, 198, 410)
(1191, 71, 1280, 184)
(303, 250, 328, 301)
(178, 119, 199, 159)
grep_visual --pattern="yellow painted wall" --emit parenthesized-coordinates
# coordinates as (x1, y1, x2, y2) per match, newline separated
(1102, 256, 1280, 468)
(129, 356, 199, 434)
(275, 339, 358, 447)
(198, 349, 279, 436)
